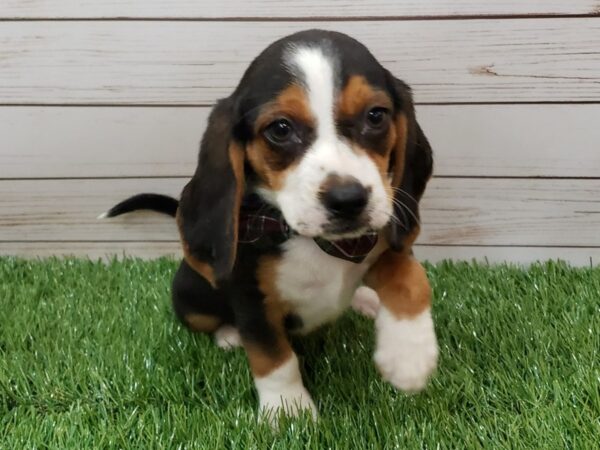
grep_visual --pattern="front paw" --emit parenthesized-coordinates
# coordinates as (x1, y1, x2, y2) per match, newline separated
(351, 286, 380, 319)
(258, 385, 317, 424)
(374, 307, 438, 393)
(254, 355, 317, 424)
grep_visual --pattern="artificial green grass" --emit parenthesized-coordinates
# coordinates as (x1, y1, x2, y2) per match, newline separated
(1, 258, 598, 449)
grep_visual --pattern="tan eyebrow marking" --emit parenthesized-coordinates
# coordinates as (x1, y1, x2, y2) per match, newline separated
(254, 84, 314, 133)
(338, 75, 393, 118)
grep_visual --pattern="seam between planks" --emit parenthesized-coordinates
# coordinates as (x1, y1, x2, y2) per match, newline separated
(2, 176, 599, 182)
(1, 14, 599, 22)
(2, 241, 600, 249)
(3, 101, 600, 108)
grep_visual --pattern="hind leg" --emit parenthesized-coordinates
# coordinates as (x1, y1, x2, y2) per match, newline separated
(172, 260, 239, 347)
(213, 325, 242, 349)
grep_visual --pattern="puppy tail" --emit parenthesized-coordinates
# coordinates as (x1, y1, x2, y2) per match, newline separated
(98, 193, 179, 219)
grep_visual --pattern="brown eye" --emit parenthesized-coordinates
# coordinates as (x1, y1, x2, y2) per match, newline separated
(264, 118, 294, 144)
(366, 107, 389, 128)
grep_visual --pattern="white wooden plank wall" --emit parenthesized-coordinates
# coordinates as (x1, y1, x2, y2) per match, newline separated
(2, 20, 600, 104)
(1, 1, 599, 266)
(2, 1, 599, 18)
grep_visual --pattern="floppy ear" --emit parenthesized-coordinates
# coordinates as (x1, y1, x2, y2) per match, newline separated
(177, 97, 245, 287)
(387, 75, 434, 251)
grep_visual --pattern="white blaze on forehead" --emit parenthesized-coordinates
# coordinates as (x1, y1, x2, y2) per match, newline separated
(288, 46, 336, 138)
(275, 45, 393, 237)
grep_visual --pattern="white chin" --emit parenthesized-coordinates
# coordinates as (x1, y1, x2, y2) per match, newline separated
(288, 223, 323, 238)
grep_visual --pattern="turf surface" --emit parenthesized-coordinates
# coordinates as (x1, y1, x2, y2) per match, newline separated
(1, 258, 599, 449)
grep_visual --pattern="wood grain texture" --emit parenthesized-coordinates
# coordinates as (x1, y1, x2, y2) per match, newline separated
(2, 19, 600, 105)
(2, 104, 599, 179)
(0, 242, 183, 260)
(0, 107, 209, 178)
(421, 178, 600, 246)
(0, 178, 184, 242)
(1, 242, 597, 267)
(1, 178, 599, 246)
(414, 246, 599, 267)
(1, 0, 599, 18)
(423, 105, 600, 178)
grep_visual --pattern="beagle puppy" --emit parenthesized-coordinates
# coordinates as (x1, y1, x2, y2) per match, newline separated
(103, 29, 437, 422)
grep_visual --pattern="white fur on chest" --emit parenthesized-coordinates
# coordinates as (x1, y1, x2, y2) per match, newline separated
(276, 236, 381, 333)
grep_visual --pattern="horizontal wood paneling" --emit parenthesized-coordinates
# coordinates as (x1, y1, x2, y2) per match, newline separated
(1, 242, 597, 267)
(0, 107, 208, 178)
(2, 178, 599, 246)
(414, 246, 599, 266)
(421, 179, 600, 246)
(1, 0, 599, 19)
(2, 104, 600, 179)
(2, 19, 600, 105)
(0, 242, 182, 260)
(425, 105, 600, 178)
(1, 178, 183, 242)
(2, 3, 598, 264)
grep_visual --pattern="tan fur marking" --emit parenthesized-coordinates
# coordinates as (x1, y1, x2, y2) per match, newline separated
(337, 77, 404, 201)
(245, 255, 293, 378)
(185, 254, 217, 288)
(246, 343, 293, 378)
(255, 84, 314, 131)
(229, 142, 245, 264)
(371, 113, 408, 227)
(366, 227, 429, 319)
(368, 120, 396, 187)
(175, 207, 217, 288)
(247, 84, 312, 191)
(174, 142, 244, 288)
(353, 113, 406, 193)
(256, 256, 289, 312)
(365, 250, 431, 319)
(184, 313, 221, 333)
(246, 139, 294, 191)
(392, 114, 409, 187)
(338, 75, 393, 118)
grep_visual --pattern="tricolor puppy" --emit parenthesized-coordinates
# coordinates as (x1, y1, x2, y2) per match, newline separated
(103, 29, 437, 421)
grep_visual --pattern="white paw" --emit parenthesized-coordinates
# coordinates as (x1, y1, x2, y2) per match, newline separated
(374, 307, 438, 393)
(259, 385, 317, 424)
(254, 355, 317, 424)
(214, 325, 242, 350)
(351, 286, 380, 319)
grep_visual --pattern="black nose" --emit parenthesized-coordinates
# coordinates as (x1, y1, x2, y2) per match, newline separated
(321, 180, 369, 219)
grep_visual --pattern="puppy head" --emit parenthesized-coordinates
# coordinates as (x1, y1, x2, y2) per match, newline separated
(179, 30, 433, 284)
(237, 30, 432, 242)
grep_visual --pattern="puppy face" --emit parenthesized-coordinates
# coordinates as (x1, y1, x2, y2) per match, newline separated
(235, 31, 404, 240)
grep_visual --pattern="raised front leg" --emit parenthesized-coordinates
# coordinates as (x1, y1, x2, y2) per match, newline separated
(365, 250, 438, 392)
